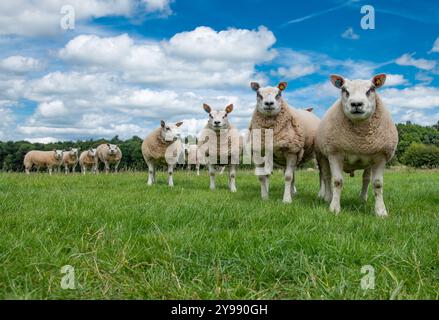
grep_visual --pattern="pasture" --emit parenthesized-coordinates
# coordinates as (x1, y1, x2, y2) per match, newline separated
(0, 169, 438, 299)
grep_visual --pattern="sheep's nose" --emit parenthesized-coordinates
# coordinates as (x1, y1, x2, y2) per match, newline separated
(214, 121, 221, 125)
(264, 101, 274, 107)
(351, 102, 364, 108)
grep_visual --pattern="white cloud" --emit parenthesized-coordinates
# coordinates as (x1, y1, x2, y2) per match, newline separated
(382, 86, 439, 110)
(395, 53, 436, 70)
(385, 74, 408, 87)
(431, 37, 439, 53)
(25, 137, 60, 144)
(142, 0, 172, 14)
(36, 100, 69, 118)
(400, 110, 439, 126)
(341, 27, 359, 40)
(0, 56, 43, 73)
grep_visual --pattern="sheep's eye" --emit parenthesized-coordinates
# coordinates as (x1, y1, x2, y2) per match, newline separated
(366, 88, 375, 96)
(342, 88, 350, 97)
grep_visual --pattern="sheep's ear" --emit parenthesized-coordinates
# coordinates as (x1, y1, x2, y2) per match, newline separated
(306, 107, 314, 112)
(175, 121, 183, 127)
(372, 74, 386, 88)
(330, 74, 345, 89)
(251, 82, 260, 91)
(160, 120, 166, 128)
(107, 143, 110, 147)
(278, 82, 288, 91)
(203, 104, 211, 114)
(225, 104, 234, 114)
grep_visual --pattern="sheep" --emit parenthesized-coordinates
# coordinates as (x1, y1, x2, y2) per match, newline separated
(197, 103, 240, 192)
(23, 150, 64, 175)
(315, 74, 398, 217)
(185, 144, 200, 175)
(142, 120, 184, 187)
(61, 148, 80, 174)
(79, 148, 98, 174)
(249, 82, 321, 203)
(96, 143, 122, 174)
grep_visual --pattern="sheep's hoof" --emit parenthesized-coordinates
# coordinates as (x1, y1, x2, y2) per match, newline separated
(329, 203, 341, 215)
(283, 198, 292, 204)
(230, 187, 237, 193)
(261, 194, 269, 201)
(375, 207, 388, 218)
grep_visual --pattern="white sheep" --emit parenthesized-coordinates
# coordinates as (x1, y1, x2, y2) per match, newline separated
(315, 74, 398, 217)
(61, 148, 80, 174)
(79, 148, 98, 174)
(23, 150, 64, 175)
(96, 143, 122, 174)
(197, 103, 240, 192)
(142, 120, 184, 187)
(249, 82, 321, 203)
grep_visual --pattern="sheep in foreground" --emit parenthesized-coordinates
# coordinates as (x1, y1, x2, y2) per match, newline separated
(23, 150, 64, 175)
(79, 148, 98, 174)
(249, 82, 321, 203)
(315, 74, 398, 217)
(198, 104, 240, 192)
(61, 148, 80, 174)
(96, 144, 122, 174)
(142, 120, 184, 187)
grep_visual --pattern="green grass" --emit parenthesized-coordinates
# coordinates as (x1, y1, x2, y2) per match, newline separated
(0, 169, 438, 300)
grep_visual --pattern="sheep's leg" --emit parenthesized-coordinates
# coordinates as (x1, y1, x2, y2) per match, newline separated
(209, 164, 216, 191)
(292, 171, 297, 195)
(316, 154, 327, 200)
(371, 157, 388, 217)
(196, 163, 200, 176)
(328, 154, 344, 214)
(228, 164, 237, 193)
(104, 161, 110, 174)
(82, 166, 86, 175)
(168, 164, 174, 187)
(147, 162, 154, 186)
(361, 168, 372, 202)
(283, 154, 297, 203)
(114, 161, 120, 174)
(48, 166, 53, 176)
(64, 165, 69, 174)
(258, 171, 269, 200)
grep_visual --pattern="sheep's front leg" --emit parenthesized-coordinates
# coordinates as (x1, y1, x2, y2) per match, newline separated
(258, 172, 269, 200)
(168, 164, 174, 187)
(104, 161, 110, 174)
(48, 166, 53, 176)
(361, 167, 371, 202)
(82, 166, 86, 175)
(209, 164, 216, 191)
(114, 161, 120, 174)
(283, 154, 297, 203)
(147, 162, 154, 186)
(328, 154, 344, 214)
(371, 157, 388, 217)
(64, 165, 69, 174)
(228, 164, 237, 193)
(196, 163, 200, 176)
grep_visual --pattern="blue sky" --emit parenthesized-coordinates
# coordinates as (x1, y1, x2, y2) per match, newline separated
(0, 0, 438, 142)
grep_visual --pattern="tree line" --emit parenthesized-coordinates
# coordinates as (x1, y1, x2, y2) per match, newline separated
(0, 122, 438, 172)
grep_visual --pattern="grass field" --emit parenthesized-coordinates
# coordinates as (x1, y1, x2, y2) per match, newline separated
(0, 169, 438, 300)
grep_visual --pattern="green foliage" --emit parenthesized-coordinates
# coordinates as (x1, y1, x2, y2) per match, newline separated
(396, 122, 439, 160)
(400, 143, 439, 168)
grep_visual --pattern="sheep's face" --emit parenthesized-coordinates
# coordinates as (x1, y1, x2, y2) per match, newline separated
(203, 103, 234, 132)
(106, 144, 119, 155)
(88, 148, 97, 158)
(160, 121, 183, 142)
(331, 74, 386, 122)
(69, 148, 79, 158)
(251, 82, 287, 116)
(54, 150, 63, 160)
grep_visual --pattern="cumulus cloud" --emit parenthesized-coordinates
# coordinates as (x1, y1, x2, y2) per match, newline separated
(382, 86, 439, 110)
(341, 27, 360, 40)
(395, 53, 436, 70)
(0, 56, 43, 73)
(385, 74, 408, 87)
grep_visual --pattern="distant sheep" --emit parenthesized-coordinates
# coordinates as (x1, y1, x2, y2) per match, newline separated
(249, 82, 321, 203)
(315, 74, 398, 216)
(197, 103, 240, 192)
(96, 144, 122, 174)
(23, 150, 64, 175)
(79, 148, 98, 174)
(61, 148, 80, 174)
(142, 120, 184, 187)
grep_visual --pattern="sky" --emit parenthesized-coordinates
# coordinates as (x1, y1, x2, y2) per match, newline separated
(1, 0, 439, 143)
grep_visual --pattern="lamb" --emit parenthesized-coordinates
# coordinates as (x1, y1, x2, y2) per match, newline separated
(23, 150, 64, 175)
(79, 148, 98, 174)
(315, 74, 398, 217)
(61, 148, 80, 174)
(197, 103, 241, 192)
(96, 143, 123, 174)
(249, 82, 321, 203)
(142, 120, 184, 187)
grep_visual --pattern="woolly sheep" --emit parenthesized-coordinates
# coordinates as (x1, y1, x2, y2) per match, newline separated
(249, 82, 321, 203)
(315, 74, 398, 217)
(142, 120, 184, 187)
(96, 143, 122, 174)
(23, 150, 64, 175)
(197, 103, 240, 192)
(61, 148, 80, 174)
(79, 148, 98, 175)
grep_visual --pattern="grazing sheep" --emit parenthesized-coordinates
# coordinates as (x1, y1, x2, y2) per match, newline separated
(249, 82, 321, 203)
(142, 120, 184, 187)
(79, 148, 98, 175)
(185, 144, 200, 175)
(96, 143, 122, 174)
(197, 103, 240, 192)
(23, 150, 64, 175)
(61, 148, 80, 174)
(315, 74, 398, 217)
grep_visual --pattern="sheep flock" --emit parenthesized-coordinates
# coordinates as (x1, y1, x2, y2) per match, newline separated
(22, 74, 398, 216)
